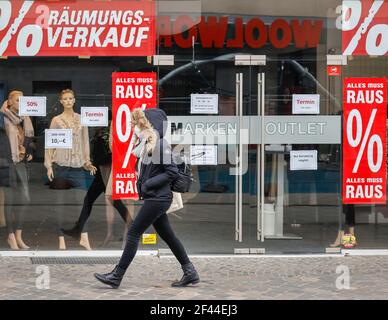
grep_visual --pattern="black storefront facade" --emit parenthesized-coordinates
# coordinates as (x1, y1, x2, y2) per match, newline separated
(1, 0, 388, 254)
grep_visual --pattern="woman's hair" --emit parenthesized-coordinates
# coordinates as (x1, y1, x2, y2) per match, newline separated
(8, 90, 23, 99)
(131, 108, 157, 155)
(59, 89, 75, 99)
(131, 108, 153, 131)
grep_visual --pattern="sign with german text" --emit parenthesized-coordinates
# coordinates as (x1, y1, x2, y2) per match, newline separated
(45, 129, 72, 149)
(290, 150, 318, 171)
(19, 96, 46, 116)
(190, 94, 218, 114)
(81, 107, 108, 127)
(190, 145, 218, 165)
(292, 94, 320, 114)
(342, 0, 388, 56)
(112, 72, 156, 200)
(0, 0, 155, 57)
(343, 78, 387, 204)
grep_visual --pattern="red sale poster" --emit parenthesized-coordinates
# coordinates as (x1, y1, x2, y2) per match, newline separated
(0, 0, 156, 57)
(112, 72, 156, 200)
(342, 0, 388, 56)
(343, 78, 387, 204)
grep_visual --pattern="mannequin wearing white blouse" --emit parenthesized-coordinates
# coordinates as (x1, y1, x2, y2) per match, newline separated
(44, 89, 96, 250)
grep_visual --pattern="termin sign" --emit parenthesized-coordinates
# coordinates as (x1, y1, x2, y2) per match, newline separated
(158, 16, 323, 49)
(0, 0, 156, 56)
(342, 0, 388, 56)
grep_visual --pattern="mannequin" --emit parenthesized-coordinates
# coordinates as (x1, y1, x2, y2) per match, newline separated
(61, 122, 134, 248)
(44, 89, 96, 250)
(330, 204, 356, 247)
(0, 90, 33, 250)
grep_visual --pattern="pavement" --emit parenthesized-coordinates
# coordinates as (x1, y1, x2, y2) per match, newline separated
(0, 254, 388, 300)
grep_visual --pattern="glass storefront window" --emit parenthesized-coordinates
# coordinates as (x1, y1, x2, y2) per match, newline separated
(1, 0, 388, 253)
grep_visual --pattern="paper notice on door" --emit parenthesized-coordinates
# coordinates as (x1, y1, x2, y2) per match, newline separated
(190, 94, 219, 114)
(45, 129, 73, 149)
(81, 107, 109, 127)
(292, 94, 320, 114)
(290, 150, 318, 171)
(190, 145, 218, 165)
(19, 96, 47, 117)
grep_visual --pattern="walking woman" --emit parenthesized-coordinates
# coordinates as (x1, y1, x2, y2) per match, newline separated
(94, 108, 199, 288)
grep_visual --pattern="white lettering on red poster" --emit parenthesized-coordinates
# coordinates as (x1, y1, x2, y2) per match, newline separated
(0, 0, 155, 57)
(342, 0, 388, 56)
(327, 65, 341, 76)
(343, 78, 387, 204)
(112, 72, 156, 200)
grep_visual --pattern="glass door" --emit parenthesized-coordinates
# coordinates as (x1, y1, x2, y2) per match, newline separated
(240, 55, 343, 254)
(146, 57, 253, 254)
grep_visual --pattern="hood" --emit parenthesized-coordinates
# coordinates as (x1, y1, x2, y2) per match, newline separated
(144, 108, 168, 138)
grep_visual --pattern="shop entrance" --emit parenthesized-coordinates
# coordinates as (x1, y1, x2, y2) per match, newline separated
(158, 54, 343, 254)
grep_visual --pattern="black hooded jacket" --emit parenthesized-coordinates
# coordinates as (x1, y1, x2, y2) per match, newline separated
(136, 108, 178, 202)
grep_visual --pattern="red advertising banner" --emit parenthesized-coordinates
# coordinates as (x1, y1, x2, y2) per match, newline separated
(112, 72, 156, 200)
(343, 78, 387, 204)
(0, 0, 155, 57)
(342, 0, 388, 56)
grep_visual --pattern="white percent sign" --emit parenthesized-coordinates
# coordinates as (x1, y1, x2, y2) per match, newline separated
(342, 0, 388, 56)
(116, 103, 147, 169)
(0, 1, 43, 56)
(347, 108, 383, 173)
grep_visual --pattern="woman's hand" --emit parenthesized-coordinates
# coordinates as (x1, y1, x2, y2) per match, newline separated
(47, 167, 54, 182)
(26, 154, 33, 162)
(85, 163, 97, 176)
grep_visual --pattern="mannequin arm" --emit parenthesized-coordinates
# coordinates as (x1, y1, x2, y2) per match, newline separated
(44, 117, 59, 177)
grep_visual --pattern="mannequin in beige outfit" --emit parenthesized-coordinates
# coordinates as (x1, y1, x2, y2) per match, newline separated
(45, 89, 97, 250)
(1, 90, 34, 250)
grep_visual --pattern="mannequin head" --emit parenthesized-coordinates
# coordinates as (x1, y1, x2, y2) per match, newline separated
(8, 90, 23, 112)
(59, 89, 75, 111)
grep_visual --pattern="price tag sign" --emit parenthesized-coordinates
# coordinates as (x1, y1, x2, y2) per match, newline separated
(81, 107, 109, 127)
(343, 78, 387, 204)
(19, 96, 47, 117)
(112, 72, 157, 200)
(45, 129, 73, 149)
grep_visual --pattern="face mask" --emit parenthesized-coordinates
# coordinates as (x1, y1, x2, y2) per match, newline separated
(134, 125, 141, 136)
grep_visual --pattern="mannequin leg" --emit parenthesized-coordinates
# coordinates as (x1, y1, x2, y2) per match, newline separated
(0, 187, 5, 228)
(79, 232, 92, 250)
(13, 163, 30, 249)
(346, 205, 356, 245)
(15, 229, 29, 249)
(76, 168, 105, 232)
(113, 199, 130, 223)
(101, 196, 115, 247)
(330, 230, 344, 247)
(4, 186, 18, 250)
(7, 233, 19, 250)
(59, 236, 66, 250)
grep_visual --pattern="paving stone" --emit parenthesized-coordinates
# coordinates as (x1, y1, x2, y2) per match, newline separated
(0, 255, 387, 299)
